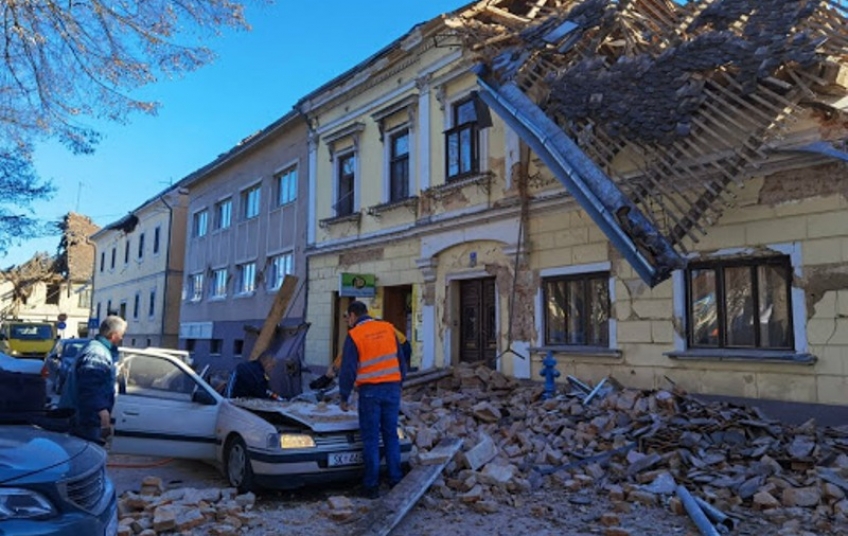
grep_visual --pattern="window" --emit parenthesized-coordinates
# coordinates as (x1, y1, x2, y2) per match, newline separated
(133, 293, 140, 319)
(389, 130, 410, 202)
(189, 273, 204, 302)
(211, 268, 228, 298)
(236, 262, 256, 294)
(267, 253, 293, 290)
(215, 198, 232, 230)
(96, 302, 101, 320)
(100, 252, 105, 273)
(445, 97, 480, 180)
(46, 284, 61, 306)
(543, 272, 610, 346)
(153, 226, 161, 254)
(242, 185, 261, 219)
(110, 248, 116, 270)
(78, 288, 91, 309)
(686, 256, 793, 350)
(277, 167, 297, 206)
(233, 339, 244, 356)
(185, 339, 196, 352)
(138, 233, 145, 259)
(193, 210, 208, 237)
(148, 289, 156, 317)
(210, 339, 223, 355)
(119, 301, 127, 319)
(106, 300, 112, 315)
(336, 153, 355, 217)
(124, 240, 130, 264)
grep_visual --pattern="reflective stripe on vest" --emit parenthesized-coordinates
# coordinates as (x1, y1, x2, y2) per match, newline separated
(349, 319, 402, 386)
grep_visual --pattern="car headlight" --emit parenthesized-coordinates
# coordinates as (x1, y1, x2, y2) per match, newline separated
(0, 488, 57, 520)
(397, 427, 407, 440)
(280, 433, 316, 449)
(8, 350, 18, 356)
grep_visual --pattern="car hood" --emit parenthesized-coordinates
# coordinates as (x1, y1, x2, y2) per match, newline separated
(0, 426, 91, 484)
(230, 399, 360, 433)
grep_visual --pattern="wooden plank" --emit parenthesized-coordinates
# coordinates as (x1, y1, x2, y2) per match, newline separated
(248, 275, 298, 361)
(350, 438, 463, 536)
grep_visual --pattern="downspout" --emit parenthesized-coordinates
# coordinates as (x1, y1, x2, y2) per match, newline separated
(159, 192, 176, 348)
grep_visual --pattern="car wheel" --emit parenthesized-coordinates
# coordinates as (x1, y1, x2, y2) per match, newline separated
(224, 436, 256, 493)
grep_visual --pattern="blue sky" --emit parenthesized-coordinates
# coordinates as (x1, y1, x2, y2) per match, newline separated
(7, 0, 465, 267)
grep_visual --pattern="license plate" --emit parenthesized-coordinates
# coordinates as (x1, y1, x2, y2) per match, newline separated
(328, 451, 363, 467)
(104, 506, 118, 536)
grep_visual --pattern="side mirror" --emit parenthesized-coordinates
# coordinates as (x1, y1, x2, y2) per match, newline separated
(192, 388, 217, 406)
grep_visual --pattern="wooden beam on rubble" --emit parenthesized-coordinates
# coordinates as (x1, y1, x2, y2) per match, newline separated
(248, 275, 298, 361)
(349, 438, 463, 536)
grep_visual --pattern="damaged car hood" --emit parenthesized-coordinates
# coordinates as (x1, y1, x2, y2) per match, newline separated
(230, 399, 360, 433)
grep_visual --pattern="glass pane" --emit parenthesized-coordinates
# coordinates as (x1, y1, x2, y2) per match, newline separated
(690, 269, 718, 346)
(724, 266, 754, 346)
(758, 264, 792, 348)
(587, 278, 609, 346)
(459, 127, 472, 174)
(456, 100, 476, 125)
(447, 132, 459, 177)
(566, 280, 585, 344)
(545, 281, 567, 344)
(392, 133, 409, 157)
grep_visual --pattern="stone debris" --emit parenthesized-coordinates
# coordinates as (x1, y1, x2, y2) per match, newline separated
(117, 485, 259, 535)
(400, 362, 848, 535)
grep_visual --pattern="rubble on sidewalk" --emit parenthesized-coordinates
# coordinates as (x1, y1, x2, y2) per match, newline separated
(116, 483, 259, 536)
(402, 363, 848, 535)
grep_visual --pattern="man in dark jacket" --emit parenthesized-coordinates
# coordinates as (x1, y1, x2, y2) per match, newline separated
(58, 315, 126, 444)
(229, 353, 279, 399)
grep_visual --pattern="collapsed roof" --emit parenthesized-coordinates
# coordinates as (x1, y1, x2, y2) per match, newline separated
(446, 0, 848, 286)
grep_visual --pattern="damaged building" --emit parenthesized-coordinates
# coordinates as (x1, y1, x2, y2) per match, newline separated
(300, 0, 848, 408)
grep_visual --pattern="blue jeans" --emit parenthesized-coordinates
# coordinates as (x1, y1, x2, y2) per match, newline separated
(357, 382, 402, 489)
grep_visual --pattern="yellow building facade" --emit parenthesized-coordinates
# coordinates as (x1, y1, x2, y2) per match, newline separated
(299, 4, 848, 408)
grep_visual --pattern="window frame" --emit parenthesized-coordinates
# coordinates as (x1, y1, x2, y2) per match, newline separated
(335, 152, 356, 217)
(542, 271, 612, 348)
(148, 289, 156, 318)
(193, 209, 209, 238)
(267, 252, 294, 291)
(110, 248, 116, 270)
(241, 184, 261, 220)
(444, 96, 480, 181)
(137, 232, 145, 260)
(124, 240, 130, 265)
(236, 261, 257, 295)
(684, 255, 795, 351)
(99, 252, 105, 273)
(132, 292, 140, 319)
(276, 167, 297, 207)
(389, 129, 410, 202)
(189, 273, 204, 302)
(210, 268, 228, 299)
(214, 197, 233, 230)
(153, 226, 161, 255)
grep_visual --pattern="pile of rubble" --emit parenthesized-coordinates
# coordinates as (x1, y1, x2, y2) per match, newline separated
(401, 364, 848, 534)
(116, 477, 260, 536)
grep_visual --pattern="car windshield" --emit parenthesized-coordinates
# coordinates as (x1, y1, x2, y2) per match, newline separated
(10, 324, 53, 339)
(63, 341, 86, 358)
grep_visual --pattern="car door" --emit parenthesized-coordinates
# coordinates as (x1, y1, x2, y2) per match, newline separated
(111, 352, 219, 460)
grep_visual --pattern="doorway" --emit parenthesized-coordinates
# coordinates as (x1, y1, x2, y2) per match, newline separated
(459, 278, 497, 368)
(382, 285, 412, 340)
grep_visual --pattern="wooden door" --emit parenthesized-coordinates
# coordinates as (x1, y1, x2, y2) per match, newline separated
(459, 278, 497, 368)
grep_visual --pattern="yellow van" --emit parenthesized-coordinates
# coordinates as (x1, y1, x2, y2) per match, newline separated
(0, 321, 57, 359)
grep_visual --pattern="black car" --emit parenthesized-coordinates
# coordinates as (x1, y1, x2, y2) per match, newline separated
(45, 338, 89, 394)
(0, 423, 118, 535)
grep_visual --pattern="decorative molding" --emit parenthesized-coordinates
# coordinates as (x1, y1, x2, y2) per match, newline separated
(372, 94, 419, 141)
(324, 122, 365, 161)
(422, 172, 493, 201)
(415, 257, 438, 282)
(318, 212, 361, 230)
(366, 196, 419, 218)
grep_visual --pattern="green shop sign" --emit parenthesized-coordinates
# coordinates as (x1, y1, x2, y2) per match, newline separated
(339, 273, 376, 298)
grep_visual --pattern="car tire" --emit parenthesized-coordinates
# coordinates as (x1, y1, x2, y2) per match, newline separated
(224, 436, 256, 493)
